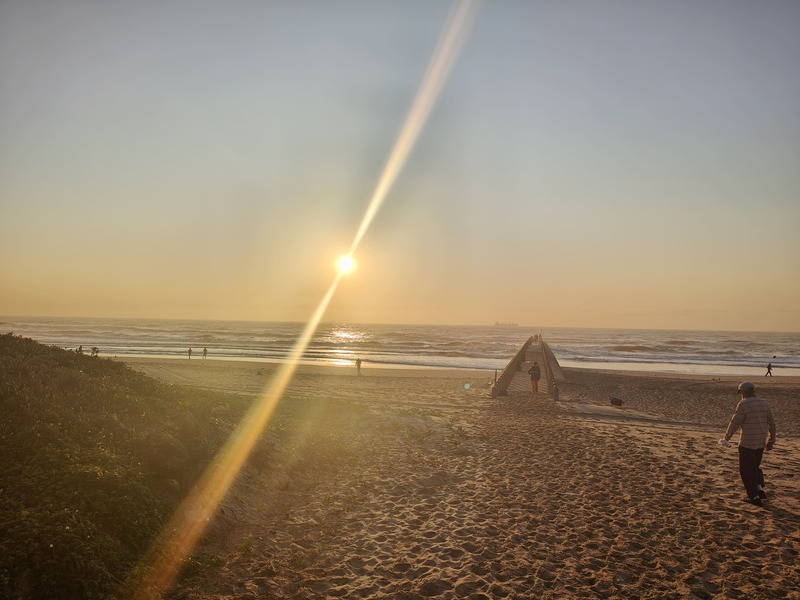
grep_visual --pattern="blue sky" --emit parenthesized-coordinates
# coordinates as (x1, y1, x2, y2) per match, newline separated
(1, 0, 798, 330)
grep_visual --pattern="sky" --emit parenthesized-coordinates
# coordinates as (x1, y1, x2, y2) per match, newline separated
(1, 0, 798, 331)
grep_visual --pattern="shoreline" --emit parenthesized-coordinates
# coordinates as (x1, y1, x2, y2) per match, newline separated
(7, 316, 800, 377)
(119, 357, 800, 437)
(560, 360, 800, 378)
(103, 350, 800, 378)
(562, 365, 800, 384)
(118, 355, 800, 382)
(118, 355, 487, 379)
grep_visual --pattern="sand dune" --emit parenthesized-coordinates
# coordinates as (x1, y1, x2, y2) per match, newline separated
(123, 359, 800, 599)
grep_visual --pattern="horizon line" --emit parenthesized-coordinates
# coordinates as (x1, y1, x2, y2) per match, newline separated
(2, 314, 798, 335)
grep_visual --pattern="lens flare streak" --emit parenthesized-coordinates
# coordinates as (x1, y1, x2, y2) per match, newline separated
(348, 0, 479, 257)
(132, 273, 344, 597)
(132, 2, 479, 596)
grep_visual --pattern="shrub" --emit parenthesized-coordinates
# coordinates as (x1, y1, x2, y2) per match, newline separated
(0, 334, 253, 599)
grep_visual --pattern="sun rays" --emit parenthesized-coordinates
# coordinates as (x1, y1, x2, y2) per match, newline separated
(131, 2, 480, 596)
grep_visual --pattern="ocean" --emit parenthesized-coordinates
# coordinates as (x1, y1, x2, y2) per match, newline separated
(2, 316, 798, 377)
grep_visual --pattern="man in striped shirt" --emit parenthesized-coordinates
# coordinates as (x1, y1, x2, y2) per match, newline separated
(722, 382, 776, 507)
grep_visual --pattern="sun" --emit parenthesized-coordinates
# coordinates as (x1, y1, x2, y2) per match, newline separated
(336, 255, 356, 275)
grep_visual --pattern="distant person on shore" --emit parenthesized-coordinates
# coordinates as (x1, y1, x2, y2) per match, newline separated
(77, 345, 83, 355)
(765, 362, 773, 376)
(203, 347, 208, 360)
(356, 357, 362, 375)
(719, 382, 776, 507)
(188, 347, 192, 359)
(528, 361, 541, 396)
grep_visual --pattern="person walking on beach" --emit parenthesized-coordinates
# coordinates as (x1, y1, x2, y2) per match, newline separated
(203, 347, 208, 360)
(765, 362, 773, 376)
(188, 347, 192, 359)
(719, 382, 776, 507)
(356, 357, 362, 375)
(528, 361, 541, 396)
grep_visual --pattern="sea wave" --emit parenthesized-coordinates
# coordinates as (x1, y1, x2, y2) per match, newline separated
(4, 317, 799, 375)
(609, 345, 660, 353)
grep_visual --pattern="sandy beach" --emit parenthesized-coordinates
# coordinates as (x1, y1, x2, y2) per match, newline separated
(122, 358, 800, 599)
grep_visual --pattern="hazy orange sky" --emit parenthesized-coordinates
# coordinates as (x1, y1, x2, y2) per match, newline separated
(1, 1, 798, 331)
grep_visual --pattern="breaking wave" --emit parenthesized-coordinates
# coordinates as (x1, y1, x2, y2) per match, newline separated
(3, 317, 799, 375)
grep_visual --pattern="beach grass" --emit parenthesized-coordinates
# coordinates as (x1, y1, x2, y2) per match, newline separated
(0, 335, 407, 599)
(0, 334, 271, 598)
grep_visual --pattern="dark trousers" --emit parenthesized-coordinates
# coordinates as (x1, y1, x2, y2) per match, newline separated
(738, 446, 765, 499)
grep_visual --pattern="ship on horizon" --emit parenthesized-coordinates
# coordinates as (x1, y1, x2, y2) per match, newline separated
(494, 321, 518, 327)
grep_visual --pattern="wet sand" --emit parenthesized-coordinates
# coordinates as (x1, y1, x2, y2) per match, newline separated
(122, 358, 800, 599)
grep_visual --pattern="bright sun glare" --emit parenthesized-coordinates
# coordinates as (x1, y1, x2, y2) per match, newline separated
(133, 3, 478, 596)
(337, 255, 356, 274)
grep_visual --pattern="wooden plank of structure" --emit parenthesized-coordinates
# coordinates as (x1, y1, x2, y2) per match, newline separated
(493, 338, 565, 399)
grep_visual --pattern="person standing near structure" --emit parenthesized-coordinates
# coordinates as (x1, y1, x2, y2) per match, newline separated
(719, 381, 776, 507)
(528, 361, 541, 397)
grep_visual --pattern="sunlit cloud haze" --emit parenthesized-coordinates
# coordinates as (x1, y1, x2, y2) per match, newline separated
(1, 1, 798, 331)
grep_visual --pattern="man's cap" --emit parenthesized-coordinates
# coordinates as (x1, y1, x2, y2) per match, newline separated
(738, 381, 755, 393)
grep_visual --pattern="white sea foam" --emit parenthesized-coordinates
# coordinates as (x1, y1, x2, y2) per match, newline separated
(3, 317, 798, 376)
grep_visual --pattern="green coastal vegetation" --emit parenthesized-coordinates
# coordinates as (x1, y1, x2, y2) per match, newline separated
(0, 333, 268, 599)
